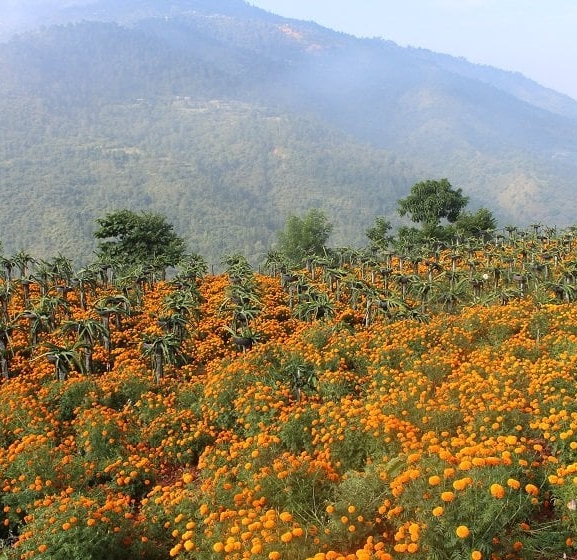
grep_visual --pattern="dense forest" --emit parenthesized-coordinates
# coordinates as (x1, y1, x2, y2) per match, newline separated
(0, 94, 413, 266)
(2, 0, 577, 266)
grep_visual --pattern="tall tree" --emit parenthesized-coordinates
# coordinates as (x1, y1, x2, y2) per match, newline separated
(276, 209, 333, 266)
(365, 216, 393, 253)
(397, 178, 469, 241)
(93, 210, 186, 270)
(452, 208, 497, 240)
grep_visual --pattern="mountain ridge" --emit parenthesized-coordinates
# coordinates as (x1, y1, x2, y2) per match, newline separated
(1, 0, 577, 265)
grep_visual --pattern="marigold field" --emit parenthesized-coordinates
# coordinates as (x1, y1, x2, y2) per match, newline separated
(2, 235, 577, 559)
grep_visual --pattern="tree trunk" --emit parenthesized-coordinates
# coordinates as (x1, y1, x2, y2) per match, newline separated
(154, 351, 164, 384)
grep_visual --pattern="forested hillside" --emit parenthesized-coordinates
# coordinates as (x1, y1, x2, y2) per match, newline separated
(1, 0, 577, 266)
(0, 89, 413, 265)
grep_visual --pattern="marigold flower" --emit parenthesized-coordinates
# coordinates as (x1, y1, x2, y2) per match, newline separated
(490, 483, 506, 499)
(507, 478, 521, 490)
(456, 525, 470, 538)
(428, 475, 441, 486)
(280, 531, 293, 543)
(441, 491, 455, 502)
(453, 478, 469, 491)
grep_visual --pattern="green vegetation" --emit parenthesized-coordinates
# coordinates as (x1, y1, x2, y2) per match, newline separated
(396, 178, 496, 243)
(1, 10, 577, 267)
(0, 216, 577, 558)
(398, 179, 468, 226)
(276, 209, 333, 267)
(94, 210, 186, 270)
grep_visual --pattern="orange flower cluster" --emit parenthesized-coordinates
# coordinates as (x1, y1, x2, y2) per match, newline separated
(1, 237, 577, 558)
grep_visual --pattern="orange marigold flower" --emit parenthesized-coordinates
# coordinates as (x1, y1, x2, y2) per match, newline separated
(507, 478, 521, 490)
(456, 525, 470, 538)
(428, 475, 441, 486)
(280, 531, 293, 543)
(453, 478, 469, 491)
(490, 483, 506, 499)
(440, 491, 455, 502)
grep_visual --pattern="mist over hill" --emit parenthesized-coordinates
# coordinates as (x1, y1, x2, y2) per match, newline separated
(1, 0, 577, 265)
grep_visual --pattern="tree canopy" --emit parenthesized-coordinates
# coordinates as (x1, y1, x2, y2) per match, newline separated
(396, 178, 495, 242)
(276, 209, 333, 266)
(365, 217, 393, 253)
(397, 178, 469, 228)
(453, 208, 497, 239)
(93, 210, 186, 269)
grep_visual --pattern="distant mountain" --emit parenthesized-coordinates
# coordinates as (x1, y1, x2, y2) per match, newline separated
(1, 0, 577, 265)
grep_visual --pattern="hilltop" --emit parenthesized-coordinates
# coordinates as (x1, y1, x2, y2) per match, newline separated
(1, 0, 577, 265)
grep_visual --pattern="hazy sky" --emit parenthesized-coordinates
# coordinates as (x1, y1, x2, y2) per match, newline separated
(249, 0, 577, 101)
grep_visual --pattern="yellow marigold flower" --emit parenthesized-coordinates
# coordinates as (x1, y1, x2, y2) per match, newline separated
(428, 475, 441, 486)
(182, 471, 194, 483)
(440, 491, 455, 502)
(525, 483, 539, 496)
(279, 511, 293, 523)
(456, 525, 470, 538)
(432, 506, 444, 517)
(471, 551, 482, 560)
(453, 478, 469, 491)
(490, 483, 505, 499)
(507, 478, 521, 490)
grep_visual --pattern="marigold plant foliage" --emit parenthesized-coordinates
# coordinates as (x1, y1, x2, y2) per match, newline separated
(3, 234, 577, 558)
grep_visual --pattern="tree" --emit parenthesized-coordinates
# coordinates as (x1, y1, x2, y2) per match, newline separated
(93, 210, 186, 269)
(40, 341, 86, 382)
(276, 209, 333, 266)
(61, 318, 109, 374)
(397, 179, 469, 240)
(365, 217, 393, 253)
(452, 208, 497, 240)
(141, 333, 185, 384)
